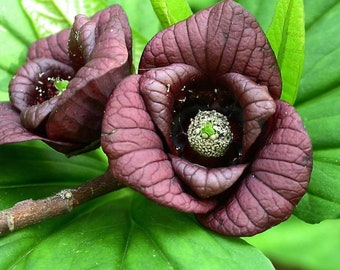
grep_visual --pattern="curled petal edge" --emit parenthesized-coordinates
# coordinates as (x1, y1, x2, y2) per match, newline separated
(170, 155, 248, 198)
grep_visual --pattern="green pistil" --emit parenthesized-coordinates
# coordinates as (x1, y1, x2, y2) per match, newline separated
(201, 122, 215, 137)
(187, 110, 233, 158)
(54, 78, 69, 92)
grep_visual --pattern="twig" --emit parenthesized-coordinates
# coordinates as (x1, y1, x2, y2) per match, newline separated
(0, 170, 124, 236)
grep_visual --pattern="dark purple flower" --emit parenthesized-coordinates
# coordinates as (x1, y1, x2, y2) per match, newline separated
(101, 0, 312, 236)
(0, 5, 132, 154)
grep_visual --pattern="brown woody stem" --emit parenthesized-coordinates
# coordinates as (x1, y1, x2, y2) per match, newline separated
(0, 170, 124, 236)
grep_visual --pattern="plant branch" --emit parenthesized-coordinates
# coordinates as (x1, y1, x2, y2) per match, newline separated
(0, 170, 124, 236)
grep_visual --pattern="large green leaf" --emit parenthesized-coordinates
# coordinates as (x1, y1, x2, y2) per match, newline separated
(296, 0, 340, 104)
(0, 142, 273, 269)
(0, 141, 107, 207)
(266, 0, 305, 104)
(244, 216, 340, 270)
(292, 0, 340, 223)
(150, 0, 193, 28)
(0, 186, 273, 269)
(0, 0, 36, 93)
(21, 0, 107, 38)
(294, 88, 340, 222)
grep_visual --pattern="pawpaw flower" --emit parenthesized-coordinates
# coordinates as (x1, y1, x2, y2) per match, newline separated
(0, 5, 132, 154)
(101, 0, 312, 236)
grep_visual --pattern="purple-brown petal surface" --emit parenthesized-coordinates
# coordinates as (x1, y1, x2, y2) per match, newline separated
(197, 100, 313, 236)
(101, 75, 216, 213)
(139, 63, 206, 153)
(68, 15, 97, 71)
(170, 155, 248, 198)
(139, 0, 281, 99)
(0, 102, 79, 152)
(219, 72, 277, 155)
(28, 29, 71, 65)
(0, 102, 44, 144)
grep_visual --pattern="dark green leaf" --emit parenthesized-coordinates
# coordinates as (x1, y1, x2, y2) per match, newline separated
(295, 1, 340, 104)
(294, 89, 340, 222)
(0, 141, 107, 207)
(150, 0, 192, 28)
(266, 0, 305, 104)
(292, 1, 340, 223)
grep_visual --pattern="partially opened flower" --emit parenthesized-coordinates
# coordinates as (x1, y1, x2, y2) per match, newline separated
(101, 0, 312, 236)
(0, 5, 132, 154)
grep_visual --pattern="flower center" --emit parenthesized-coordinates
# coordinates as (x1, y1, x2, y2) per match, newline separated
(187, 110, 233, 157)
(35, 73, 70, 104)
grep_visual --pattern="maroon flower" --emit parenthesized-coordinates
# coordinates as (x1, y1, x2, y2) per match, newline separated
(101, 0, 312, 236)
(0, 5, 132, 154)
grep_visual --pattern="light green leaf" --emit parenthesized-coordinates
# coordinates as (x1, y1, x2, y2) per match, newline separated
(21, 0, 107, 38)
(0, 0, 37, 93)
(244, 216, 340, 270)
(150, 0, 193, 28)
(266, 0, 305, 105)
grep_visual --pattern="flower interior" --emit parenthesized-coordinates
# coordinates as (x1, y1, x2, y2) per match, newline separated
(171, 82, 243, 168)
(34, 71, 71, 105)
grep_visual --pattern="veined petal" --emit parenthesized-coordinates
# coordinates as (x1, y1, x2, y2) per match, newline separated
(139, 0, 281, 99)
(0, 102, 44, 144)
(101, 75, 216, 213)
(139, 63, 206, 154)
(68, 15, 97, 71)
(219, 72, 276, 155)
(27, 29, 71, 65)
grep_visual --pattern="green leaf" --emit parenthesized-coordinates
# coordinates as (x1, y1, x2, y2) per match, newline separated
(0, 141, 107, 207)
(0, 0, 37, 94)
(293, 89, 340, 222)
(0, 186, 274, 269)
(295, 0, 340, 104)
(266, 0, 305, 105)
(291, 1, 340, 223)
(150, 0, 193, 28)
(21, 0, 107, 38)
(244, 216, 340, 270)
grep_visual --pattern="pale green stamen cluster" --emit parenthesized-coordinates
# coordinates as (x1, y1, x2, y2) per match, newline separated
(187, 110, 233, 157)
